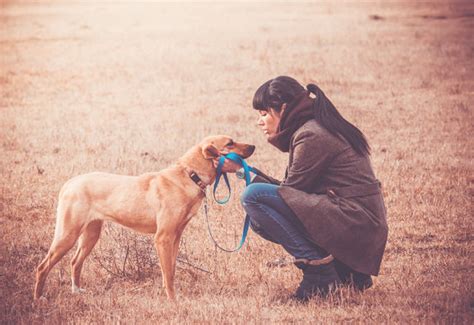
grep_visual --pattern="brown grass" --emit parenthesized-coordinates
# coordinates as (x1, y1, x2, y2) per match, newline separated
(1, 0, 473, 323)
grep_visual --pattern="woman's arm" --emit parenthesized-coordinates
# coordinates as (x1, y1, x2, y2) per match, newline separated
(250, 167, 281, 185)
(213, 155, 281, 185)
(281, 130, 337, 191)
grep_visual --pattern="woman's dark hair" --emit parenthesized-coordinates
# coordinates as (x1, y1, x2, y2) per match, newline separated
(253, 76, 370, 156)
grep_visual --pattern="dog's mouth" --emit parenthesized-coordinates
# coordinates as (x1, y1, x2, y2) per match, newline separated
(218, 143, 255, 160)
(241, 145, 255, 159)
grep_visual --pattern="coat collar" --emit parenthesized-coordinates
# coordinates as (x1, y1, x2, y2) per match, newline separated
(268, 91, 315, 152)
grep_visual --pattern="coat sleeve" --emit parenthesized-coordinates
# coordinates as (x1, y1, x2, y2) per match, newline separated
(281, 130, 335, 191)
(251, 167, 281, 185)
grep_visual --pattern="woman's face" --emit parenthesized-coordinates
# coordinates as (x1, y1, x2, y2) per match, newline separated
(257, 108, 282, 138)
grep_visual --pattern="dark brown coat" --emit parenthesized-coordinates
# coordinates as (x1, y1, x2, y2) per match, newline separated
(257, 119, 388, 275)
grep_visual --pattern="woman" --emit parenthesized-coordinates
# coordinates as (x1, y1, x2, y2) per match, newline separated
(218, 76, 388, 301)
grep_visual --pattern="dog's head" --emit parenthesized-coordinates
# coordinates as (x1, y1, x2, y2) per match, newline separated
(200, 135, 255, 160)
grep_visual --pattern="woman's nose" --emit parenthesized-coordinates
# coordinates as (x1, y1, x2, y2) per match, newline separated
(257, 117, 264, 126)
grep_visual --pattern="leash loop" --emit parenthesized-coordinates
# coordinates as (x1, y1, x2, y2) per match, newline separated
(207, 153, 257, 252)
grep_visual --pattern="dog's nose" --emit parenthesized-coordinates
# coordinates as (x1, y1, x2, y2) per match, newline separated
(245, 145, 256, 157)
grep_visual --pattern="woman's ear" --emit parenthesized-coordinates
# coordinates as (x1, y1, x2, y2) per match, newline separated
(202, 144, 220, 159)
(281, 103, 287, 113)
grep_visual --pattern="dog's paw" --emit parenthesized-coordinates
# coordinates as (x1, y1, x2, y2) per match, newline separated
(32, 296, 48, 307)
(72, 284, 87, 294)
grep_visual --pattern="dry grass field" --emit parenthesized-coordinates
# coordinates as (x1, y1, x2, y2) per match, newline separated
(1, 0, 473, 323)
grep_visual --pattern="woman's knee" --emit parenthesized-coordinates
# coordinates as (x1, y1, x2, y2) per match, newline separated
(240, 183, 261, 206)
(241, 183, 279, 204)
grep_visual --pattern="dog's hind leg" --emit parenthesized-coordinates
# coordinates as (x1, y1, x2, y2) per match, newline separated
(34, 228, 81, 299)
(70, 220, 103, 294)
(34, 199, 87, 299)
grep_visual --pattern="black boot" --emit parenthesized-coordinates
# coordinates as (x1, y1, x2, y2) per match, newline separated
(334, 259, 373, 291)
(293, 259, 341, 301)
(350, 272, 373, 291)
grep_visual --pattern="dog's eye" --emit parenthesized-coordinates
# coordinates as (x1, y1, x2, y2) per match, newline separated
(226, 140, 234, 147)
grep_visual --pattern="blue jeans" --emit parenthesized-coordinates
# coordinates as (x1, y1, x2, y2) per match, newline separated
(240, 183, 324, 260)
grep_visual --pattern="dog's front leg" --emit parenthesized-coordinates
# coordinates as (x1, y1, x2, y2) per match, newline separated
(154, 229, 178, 300)
(154, 200, 197, 300)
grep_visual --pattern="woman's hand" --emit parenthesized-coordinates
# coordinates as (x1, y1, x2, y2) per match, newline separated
(212, 157, 241, 173)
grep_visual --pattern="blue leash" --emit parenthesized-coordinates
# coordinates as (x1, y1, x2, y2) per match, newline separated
(205, 153, 257, 252)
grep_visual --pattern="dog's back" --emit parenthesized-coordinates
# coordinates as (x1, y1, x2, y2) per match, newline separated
(59, 172, 161, 232)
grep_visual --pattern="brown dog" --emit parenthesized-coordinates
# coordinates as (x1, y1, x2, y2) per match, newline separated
(34, 135, 255, 300)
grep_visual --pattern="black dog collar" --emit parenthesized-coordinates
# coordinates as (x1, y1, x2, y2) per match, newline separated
(188, 170, 207, 191)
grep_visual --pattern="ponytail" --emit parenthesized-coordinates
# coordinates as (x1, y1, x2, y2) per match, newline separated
(306, 84, 370, 156)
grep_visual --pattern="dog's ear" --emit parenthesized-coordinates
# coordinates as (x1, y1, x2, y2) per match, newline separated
(202, 144, 220, 159)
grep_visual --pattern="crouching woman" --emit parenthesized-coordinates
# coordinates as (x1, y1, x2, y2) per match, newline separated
(221, 76, 388, 301)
